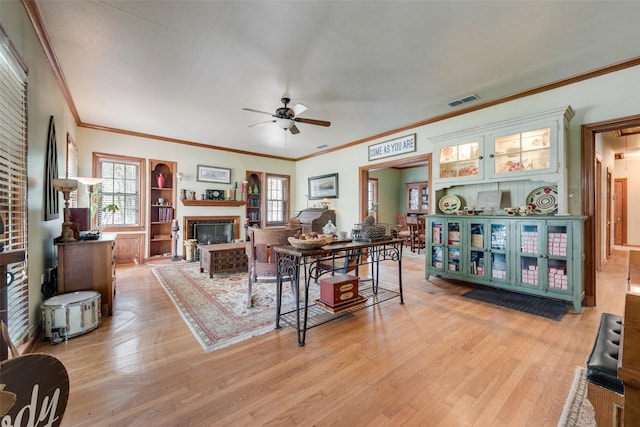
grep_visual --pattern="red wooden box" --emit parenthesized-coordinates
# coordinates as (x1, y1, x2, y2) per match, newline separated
(319, 274, 359, 307)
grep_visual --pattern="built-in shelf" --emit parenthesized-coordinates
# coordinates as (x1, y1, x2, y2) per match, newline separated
(181, 200, 246, 207)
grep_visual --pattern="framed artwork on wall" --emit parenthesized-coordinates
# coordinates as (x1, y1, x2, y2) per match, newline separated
(196, 165, 231, 184)
(308, 173, 339, 199)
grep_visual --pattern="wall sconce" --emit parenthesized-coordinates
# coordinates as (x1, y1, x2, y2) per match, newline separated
(176, 172, 184, 182)
(52, 178, 79, 242)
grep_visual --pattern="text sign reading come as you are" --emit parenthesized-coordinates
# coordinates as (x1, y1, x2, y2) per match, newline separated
(368, 134, 416, 161)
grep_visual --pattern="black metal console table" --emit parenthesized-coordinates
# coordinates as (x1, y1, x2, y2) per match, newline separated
(273, 238, 404, 346)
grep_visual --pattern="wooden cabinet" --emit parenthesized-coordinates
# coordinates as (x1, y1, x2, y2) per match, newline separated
(246, 171, 262, 228)
(56, 238, 115, 316)
(427, 214, 585, 313)
(149, 159, 176, 258)
(405, 181, 429, 214)
(431, 106, 574, 214)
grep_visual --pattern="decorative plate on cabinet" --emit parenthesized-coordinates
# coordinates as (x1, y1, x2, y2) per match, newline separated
(438, 195, 461, 214)
(526, 186, 558, 215)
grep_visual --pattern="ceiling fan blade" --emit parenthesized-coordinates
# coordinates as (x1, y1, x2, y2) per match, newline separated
(289, 124, 300, 134)
(248, 120, 275, 128)
(292, 103, 308, 116)
(242, 108, 274, 116)
(294, 117, 331, 127)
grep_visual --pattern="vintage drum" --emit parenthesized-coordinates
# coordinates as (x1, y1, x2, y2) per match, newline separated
(41, 291, 101, 343)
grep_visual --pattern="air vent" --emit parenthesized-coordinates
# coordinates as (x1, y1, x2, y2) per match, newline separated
(316, 144, 329, 149)
(448, 94, 479, 108)
(615, 153, 624, 160)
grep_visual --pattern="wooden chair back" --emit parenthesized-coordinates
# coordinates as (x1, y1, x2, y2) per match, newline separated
(246, 227, 301, 277)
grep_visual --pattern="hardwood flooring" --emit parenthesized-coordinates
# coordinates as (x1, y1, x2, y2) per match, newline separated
(33, 249, 631, 426)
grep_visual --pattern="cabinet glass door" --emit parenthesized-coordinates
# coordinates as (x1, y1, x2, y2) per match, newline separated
(468, 221, 487, 278)
(438, 142, 481, 179)
(493, 128, 551, 176)
(446, 221, 462, 273)
(490, 223, 508, 281)
(428, 219, 445, 272)
(518, 223, 541, 288)
(546, 224, 570, 292)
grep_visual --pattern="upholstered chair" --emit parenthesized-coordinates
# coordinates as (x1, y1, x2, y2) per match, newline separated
(245, 226, 301, 308)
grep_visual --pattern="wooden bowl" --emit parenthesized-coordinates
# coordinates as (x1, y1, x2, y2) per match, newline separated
(288, 235, 334, 249)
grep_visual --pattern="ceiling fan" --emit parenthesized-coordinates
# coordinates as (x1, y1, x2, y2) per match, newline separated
(242, 97, 330, 134)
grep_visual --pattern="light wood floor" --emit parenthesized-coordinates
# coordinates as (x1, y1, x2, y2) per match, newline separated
(34, 249, 630, 426)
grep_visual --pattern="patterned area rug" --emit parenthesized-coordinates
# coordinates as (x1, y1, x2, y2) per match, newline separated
(558, 366, 596, 427)
(152, 265, 319, 352)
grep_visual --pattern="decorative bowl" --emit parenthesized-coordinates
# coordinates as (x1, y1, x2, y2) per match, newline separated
(288, 234, 334, 249)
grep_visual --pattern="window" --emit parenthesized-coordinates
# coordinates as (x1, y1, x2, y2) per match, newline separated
(368, 178, 378, 221)
(66, 134, 78, 207)
(93, 153, 145, 230)
(0, 26, 29, 345)
(265, 174, 289, 226)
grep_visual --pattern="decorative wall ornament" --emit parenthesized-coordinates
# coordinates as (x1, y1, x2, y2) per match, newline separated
(44, 116, 59, 220)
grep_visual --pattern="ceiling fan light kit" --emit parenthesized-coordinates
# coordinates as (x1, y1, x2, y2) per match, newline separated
(243, 96, 330, 134)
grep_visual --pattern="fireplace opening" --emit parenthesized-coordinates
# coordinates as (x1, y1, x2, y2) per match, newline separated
(183, 216, 241, 260)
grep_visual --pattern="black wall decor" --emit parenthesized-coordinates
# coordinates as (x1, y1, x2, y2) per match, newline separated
(44, 116, 59, 220)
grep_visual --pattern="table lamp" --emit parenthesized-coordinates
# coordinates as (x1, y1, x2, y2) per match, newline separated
(52, 178, 79, 242)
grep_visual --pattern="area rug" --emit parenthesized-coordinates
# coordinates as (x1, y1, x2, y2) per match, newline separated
(461, 286, 570, 320)
(558, 366, 596, 427)
(152, 265, 319, 352)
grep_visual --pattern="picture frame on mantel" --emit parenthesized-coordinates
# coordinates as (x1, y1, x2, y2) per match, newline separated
(308, 173, 339, 199)
(196, 165, 231, 184)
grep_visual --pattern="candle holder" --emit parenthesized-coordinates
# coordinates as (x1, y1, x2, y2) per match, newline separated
(172, 222, 181, 261)
(52, 178, 79, 242)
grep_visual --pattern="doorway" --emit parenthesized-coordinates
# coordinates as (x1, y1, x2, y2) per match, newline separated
(582, 113, 640, 307)
(358, 154, 432, 219)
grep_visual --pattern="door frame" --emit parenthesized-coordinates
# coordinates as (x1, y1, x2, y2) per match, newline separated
(582, 113, 640, 307)
(359, 154, 432, 220)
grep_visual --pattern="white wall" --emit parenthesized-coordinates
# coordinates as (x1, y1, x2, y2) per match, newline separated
(296, 65, 640, 232)
(3, 0, 78, 338)
(77, 127, 296, 250)
(613, 157, 640, 245)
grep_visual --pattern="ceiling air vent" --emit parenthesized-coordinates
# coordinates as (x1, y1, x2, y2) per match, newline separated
(448, 94, 479, 108)
(316, 144, 329, 149)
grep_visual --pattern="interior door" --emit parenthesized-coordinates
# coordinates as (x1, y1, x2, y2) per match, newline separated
(606, 169, 612, 257)
(614, 178, 627, 246)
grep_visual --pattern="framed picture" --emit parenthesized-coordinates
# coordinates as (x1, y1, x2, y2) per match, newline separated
(196, 165, 231, 184)
(308, 173, 339, 200)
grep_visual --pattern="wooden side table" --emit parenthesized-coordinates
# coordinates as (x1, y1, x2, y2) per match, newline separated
(198, 242, 248, 277)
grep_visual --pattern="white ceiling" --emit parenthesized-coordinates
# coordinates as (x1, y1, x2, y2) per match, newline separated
(35, 1, 640, 160)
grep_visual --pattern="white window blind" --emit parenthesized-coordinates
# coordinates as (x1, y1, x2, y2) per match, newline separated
(0, 26, 29, 345)
(66, 135, 78, 207)
(266, 174, 289, 226)
(95, 154, 143, 228)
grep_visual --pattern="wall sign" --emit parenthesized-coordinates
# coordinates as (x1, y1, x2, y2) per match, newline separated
(368, 134, 416, 161)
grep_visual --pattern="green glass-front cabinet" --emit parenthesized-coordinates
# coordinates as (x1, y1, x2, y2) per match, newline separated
(427, 214, 585, 313)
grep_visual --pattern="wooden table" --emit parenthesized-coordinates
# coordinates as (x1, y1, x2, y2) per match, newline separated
(198, 242, 248, 277)
(273, 238, 404, 346)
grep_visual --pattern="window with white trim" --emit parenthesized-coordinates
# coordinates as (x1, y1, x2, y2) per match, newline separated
(266, 174, 289, 226)
(94, 153, 144, 230)
(0, 26, 29, 346)
(66, 134, 78, 207)
(368, 178, 378, 221)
